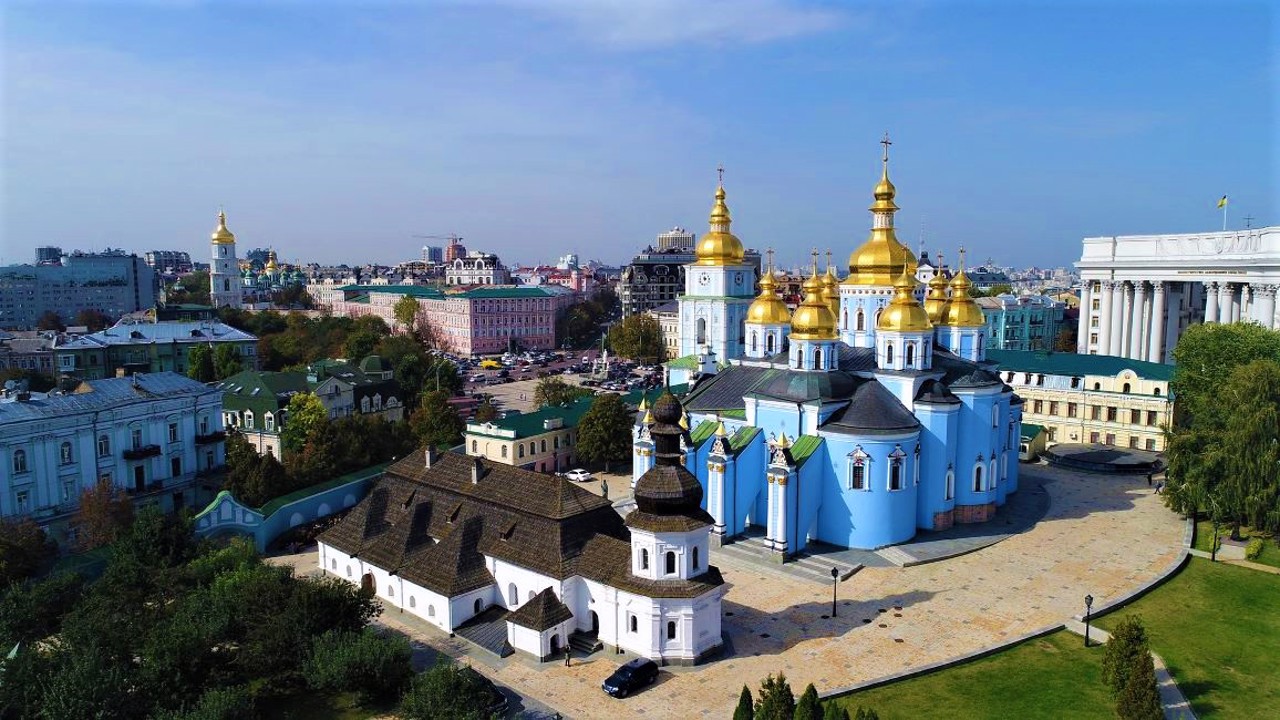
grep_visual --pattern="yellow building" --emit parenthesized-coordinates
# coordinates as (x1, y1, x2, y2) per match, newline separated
(987, 350, 1174, 452)
(649, 301, 682, 360)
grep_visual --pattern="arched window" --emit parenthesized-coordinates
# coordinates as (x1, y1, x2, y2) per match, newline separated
(472, 440, 478, 452)
(1093, 382, 1101, 390)
(696, 318, 707, 344)
(12, 450, 26, 474)
(1122, 382, 1131, 394)
(409, 596, 416, 608)
(501, 446, 508, 458)
(60, 442, 73, 464)
(540, 439, 547, 453)
(885, 343, 894, 365)
(641, 549, 649, 570)
(243, 410, 254, 429)
(98, 435, 110, 457)
(750, 333, 758, 353)
(264, 412, 275, 431)
(842, 309, 848, 329)
(692, 547, 700, 570)
(665, 551, 676, 575)
(974, 464, 984, 492)
(888, 452, 904, 491)
(629, 615, 638, 633)
(945, 469, 955, 500)
(528, 590, 536, 601)
(387, 585, 395, 597)
(518, 445, 525, 458)
(991, 406, 999, 428)
(554, 436, 560, 449)
(1153, 387, 1162, 396)
(766, 334, 775, 354)
(813, 348, 822, 368)
(856, 310, 865, 331)
(430, 604, 438, 617)
(508, 583, 518, 606)
(905, 343, 915, 367)
(331, 558, 337, 570)
(667, 621, 677, 640)
(346, 566, 352, 577)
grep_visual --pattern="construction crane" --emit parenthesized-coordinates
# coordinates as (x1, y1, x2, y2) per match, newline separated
(412, 233, 463, 244)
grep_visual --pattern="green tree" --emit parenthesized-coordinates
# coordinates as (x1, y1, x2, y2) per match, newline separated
(1115, 649, 1163, 720)
(0, 518, 54, 586)
(410, 390, 464, 450)
(575, 393, 633, 471)
(188, 344, 216, 382)
(393, 294, 420, 333)
(280, 392, 329, 454)
(152, 685, 254, 720)
(36, 310, 64, 331)
(1053, 326, 1077, 352)
(823, 703, 850, 720)
(794, 684, 821, 720)
(533, 375, 588, 409)
(305, 629, 413, 705)
(168, 270, 211, 306)
(212, 344, 243, 381)
(734, 685, 754, 720)
(755, 672, 795, 720)
(399, 659, 498, 720)
(73, 478, 135, 551)
(607, 313, 665, 362)
(1102, 615, 1152, 699)
(851, 708, 879, 720)
(0, 572, 84, 645)
(1170, 322, 1280, 427)
(73, 308, 112, 331)
(344, 330, 381, 361)
(473, 400, 498, 423)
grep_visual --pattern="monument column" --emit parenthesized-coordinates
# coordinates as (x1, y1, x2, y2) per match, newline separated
(1099, 280, 1116, 355)
(1131, 281, 1148, 360)
(1204, 281, 1219, 323)
(1148, 282, 1166, 363)
(1077, 281, 1093, 354)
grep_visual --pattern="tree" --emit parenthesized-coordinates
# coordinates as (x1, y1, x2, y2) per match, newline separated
(794, 684, 821, 720)
(393, 295, 420, 334)
(0, 368, 56, 392)
(607, 313, 665, 363)
(1053, 326, 1077, 352)
(305, 629, 413, 705)
(0, 572, 84, 647)
(74, 309, 112, 331)
(1170, 322, 1280, 428)
(0, 518, 54, 586)
(734, 685, 754, 720)
(1115, 650, 1163, 720)
(74, 478, 135, 551)
(36, 310, 64, 331)
(473, 400, 498, 423)
(852, 708, 879, 720)
(399, 659, 497, 720)
(410, 390, 464, 450)
(533, 375, 588, 409)
(823, 703, 850, 720)
(344, 330, 381, 361)
(213, 344, 243, 381)
(575, 393, 633, 471)
(188, 344, 216, 383)
(755, 672, 795, 720)
(167, 270, 211, 307)
(1102, 616, 1152, 699)
(280, 392, 329, 454)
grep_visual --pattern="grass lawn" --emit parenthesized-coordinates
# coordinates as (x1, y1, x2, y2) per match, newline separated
(1193, 519, 1280, 568)
(826, 630, 1112, 720)
(1096, 557, 1280, 719)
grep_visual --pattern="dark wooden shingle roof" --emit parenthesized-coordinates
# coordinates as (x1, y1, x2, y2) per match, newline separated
(505, 587, 574, 631)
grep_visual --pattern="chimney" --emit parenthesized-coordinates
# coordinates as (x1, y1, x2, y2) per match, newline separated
(424, 446, 437, 469)
(116, 368, 127, 378)
(471, 457, 485, 484)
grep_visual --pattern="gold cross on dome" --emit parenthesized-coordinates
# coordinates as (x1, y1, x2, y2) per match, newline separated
(766, 247, 775, 268)
(880, 132, 892, 162)
(717, 164, 725, 185)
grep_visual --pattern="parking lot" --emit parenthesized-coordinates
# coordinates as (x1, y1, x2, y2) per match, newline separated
(454, 350, 662, 416)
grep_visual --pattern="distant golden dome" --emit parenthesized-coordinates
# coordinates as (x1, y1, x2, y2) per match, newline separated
(211, 210, 236, 245)
(822, 262, 840, 316)
(844, 138, 916, 287)
(265, 250, 278, 272)
(940, 269, 986, 327)
(746, 266, 791, 325)
(924, 267, 950, 324)
(878, 266, 933, 333)
(791, 263, 838, 340)
(695, 184, 746, 266)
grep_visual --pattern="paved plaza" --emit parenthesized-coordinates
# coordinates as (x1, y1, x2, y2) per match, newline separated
(278, 462, 1185, 719)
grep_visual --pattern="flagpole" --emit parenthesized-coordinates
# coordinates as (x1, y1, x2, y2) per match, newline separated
(1222, 203, 1227, 232)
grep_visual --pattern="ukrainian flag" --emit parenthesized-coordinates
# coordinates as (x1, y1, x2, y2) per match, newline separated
(1217, 195, 1228, 209)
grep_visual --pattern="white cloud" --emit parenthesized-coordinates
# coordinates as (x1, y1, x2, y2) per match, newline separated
(502, 0, 846, 49)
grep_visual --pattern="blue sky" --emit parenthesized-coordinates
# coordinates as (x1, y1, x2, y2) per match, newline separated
(2, 1, 1274, 270)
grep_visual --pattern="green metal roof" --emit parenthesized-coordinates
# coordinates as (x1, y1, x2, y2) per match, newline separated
(469, 387, 656, 440)
(986, 349, 1175, 381)
(789, 435, 822, 468)
(665, 354, 700, 370)
(688, 419, 719, 446)
(258, 461, 393, 515)
(1020, 422, 1045, 440)
(720, 408, 747, 420)
(728, 426, 760, 456)
(336, 284, 445, 299)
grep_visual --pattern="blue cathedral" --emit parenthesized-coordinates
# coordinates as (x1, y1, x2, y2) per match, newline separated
(644, 138, 1023, 554)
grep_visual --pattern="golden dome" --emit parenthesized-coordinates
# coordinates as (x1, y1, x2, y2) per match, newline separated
(695, 182, 746, 266)
(822, 254, 840, 316)
(844, 136, 917, 287)
(940, 260, 986, 327)
(265, 250, 278, 272)
(924, 253, 950, 324)
(211, 210, 236, 245)
(746, 259, 791, 326)
(877, 265, 933, 333)
(790, 258, 838, 340)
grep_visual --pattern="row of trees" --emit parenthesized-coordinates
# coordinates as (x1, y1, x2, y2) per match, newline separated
(607, 313, 665, 363)
(733, 673, 877, 720)
(1164, 323, 1280, 536)
(556, 287, 619, 349)
(35, 308, 113, 333)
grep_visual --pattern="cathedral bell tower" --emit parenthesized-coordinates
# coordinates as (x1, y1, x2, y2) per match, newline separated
(210, 210, 242, 309)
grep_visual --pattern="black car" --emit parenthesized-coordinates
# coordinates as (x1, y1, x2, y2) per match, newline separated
(601, 658, 659, 698)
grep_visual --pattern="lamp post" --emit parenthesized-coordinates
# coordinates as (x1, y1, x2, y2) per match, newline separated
(1209, 495, 1221, 562)
(830, 567, 840, 617)
(1083, 594, 1094, 647)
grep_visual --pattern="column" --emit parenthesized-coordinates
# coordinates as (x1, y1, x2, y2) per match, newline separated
(1099, 280, 1116, 355)
(1230, 284, 1242, 323)
(1148, 282, 1166, 363)
(1241, 284, 1253, 319)
(1204, 281, 1219, 323)
(1077, 281, 1093, 354)
(1255, 285, 1278, 329)
(764, 475, 777, 545)
(1131, 281, 1148, 360)
(1109, 280, 1125, 356)
(773, 474, 788, 556)
(1119, 282, 1134, 358)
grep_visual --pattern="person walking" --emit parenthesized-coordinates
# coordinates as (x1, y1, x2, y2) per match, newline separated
(564, 647, 571, 667)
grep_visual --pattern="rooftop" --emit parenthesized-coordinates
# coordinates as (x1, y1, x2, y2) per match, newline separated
(55, 319, 257, 349)
(0, 372, 217, 424)
(987, 349, 1175, 381)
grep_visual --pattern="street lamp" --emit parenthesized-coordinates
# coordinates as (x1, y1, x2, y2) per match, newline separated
(1083, 594, 1094, 647)
(830, 567, 840, 617)
(1209, 495, 1221, 562)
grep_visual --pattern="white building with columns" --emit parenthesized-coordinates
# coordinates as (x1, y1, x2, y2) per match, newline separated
(1076, 227, 1280, 362)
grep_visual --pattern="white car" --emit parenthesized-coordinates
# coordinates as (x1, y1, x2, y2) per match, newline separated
(564, 469, 593, 482)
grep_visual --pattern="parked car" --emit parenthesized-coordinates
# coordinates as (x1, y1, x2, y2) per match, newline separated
(602, 658, 659, 698)
(564, 468, 592, 482)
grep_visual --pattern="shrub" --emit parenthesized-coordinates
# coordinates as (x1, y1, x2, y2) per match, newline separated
(755, 673, 795, 720)
(822, 703, 850, 720)
(305, 629, 413, 704)
(734, 685, 754, 720)
(153, 685, 255, 720)
(1244, 537, 1263, 561)
(1115, 651, 1163, 720)
(795, 684, 821, 720)
(1102, 615, 1151, 699)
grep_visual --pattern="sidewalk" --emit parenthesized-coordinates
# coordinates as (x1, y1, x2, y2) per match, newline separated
(1063, 621, 1196, 719)
(1187, 548, 1280, 575)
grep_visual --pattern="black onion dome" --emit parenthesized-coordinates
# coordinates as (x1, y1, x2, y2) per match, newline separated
(651, 390, 682, 424)
(626, 390, 714, 532)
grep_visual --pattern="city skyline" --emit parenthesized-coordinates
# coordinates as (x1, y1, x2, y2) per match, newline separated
(3, 1, 1273, 269)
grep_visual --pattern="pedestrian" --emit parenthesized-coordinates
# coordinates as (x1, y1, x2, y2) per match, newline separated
(1146, 472, 1153, 487)
(1155, 480, 1164, 495)
(564, 646, 571, 667)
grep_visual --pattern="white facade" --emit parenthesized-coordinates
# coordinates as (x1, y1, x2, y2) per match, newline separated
(210, 212, 242, 310)
(0, 372, 224, 543)
(446, 253, 511, 286)
(1076, 226, 1280, 362)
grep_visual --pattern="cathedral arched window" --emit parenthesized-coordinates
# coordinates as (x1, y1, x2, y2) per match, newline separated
(665, 551, 676, 575)
(842, 309, 848, 329)
(739, 319, 746, 346)
(945, 468, 955, 500)
(750, 333, 757, 353)
(508, 583, 518, 606)
(641, 549, 649, 570)
(766, 334, 775, 354)
(667, 621, 677, 640)
(888, 446, 906, 491)
(856, 310, 865, 331)
(885, 343, 894, 365)
(973, 464, 984, 492)
(905, 343, 915, 367)
(692, 547, 700, 570)
(813, 348, 822, 368)
(696, 318, 707, 345)
(629, 615, 638, 633)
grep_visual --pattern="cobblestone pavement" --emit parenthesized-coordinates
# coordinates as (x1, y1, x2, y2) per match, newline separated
(276, 463, 1185, 720)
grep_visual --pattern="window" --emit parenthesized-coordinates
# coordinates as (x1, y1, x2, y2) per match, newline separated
(409, 596, 416, 608)
(540, 439, 547, 453)
(641, 549, 649, 570)
(1093, 382, 1101, 390)
(15, 490, 29, 514)
(171, 457, 181, 477)
(1090, 405, 1101, 421)
(1147, 411, 1158, 426)
(665, 551, 676, 575)
(885, 343, 894, 365)
(991, 407, 999, 428)
(945, 469, 955, 500)
(12, 450, 27, 474)
(813, 348, 822, 368)
(1129, 437, 1139, 449)
(750, 333, 757, 353)
(387, 585, 394, 597)
(501, 446, 507, 458)
(1032, 400, 1043, 414)
(1090, 431, 1100, 443)
(1122, 382, 1131, 394)
(1153, 387, 1162, 397)
(692, 547, 700, 570)
(856, 310, 865, 331)
(199, 416, 209, 435)
(888, 455, 904, 491)
(1105, 433, 1115, 446)
(1107, 407, 1117, 422)
(766, 334, 775, 354)
(1130, 409, 1141, 425)
(98, 435, 111, 457)
(518, 445, 525, 458)
(131, 428, 143, 449)
(243, 411, 254, 430)
(973, 464, 984, 492)
(265, 413, 275, 431)
(508, 583, 518, 606)
(667, 621, 677, 640)
(1067, 403, 1078, 418)
(629, 615, 638, 633)
(168, 423, 179, 443)
(346, 566, 352, 577)
(1049, 401, 1059, 416)
(849, 463, 865, 490)
(60, 442, 73, 464)
(554, 436, 560, 449)
(1145, 439, 1156, 451)
(696, 318, 707, 344)
(472, 440, 478, 452)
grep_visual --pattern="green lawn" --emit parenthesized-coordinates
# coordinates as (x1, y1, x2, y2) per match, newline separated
(827, 630, 1112, 720)
(1193, 519, 1280, 568)
(1096, 557, 1280, 719)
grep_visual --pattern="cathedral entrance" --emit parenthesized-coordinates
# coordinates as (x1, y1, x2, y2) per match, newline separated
(589, 611, 600, 635)
(549, 633, 561, 657)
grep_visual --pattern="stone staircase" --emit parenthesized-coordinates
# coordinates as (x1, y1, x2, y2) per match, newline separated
(569, 630, 603, 655)
(874, 545, 919, 568)
(714, 534, 862, 585)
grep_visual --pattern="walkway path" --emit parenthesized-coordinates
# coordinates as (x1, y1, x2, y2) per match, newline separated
(1063, 622, 1197, 719)
(1187, 547, 1280, 575)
